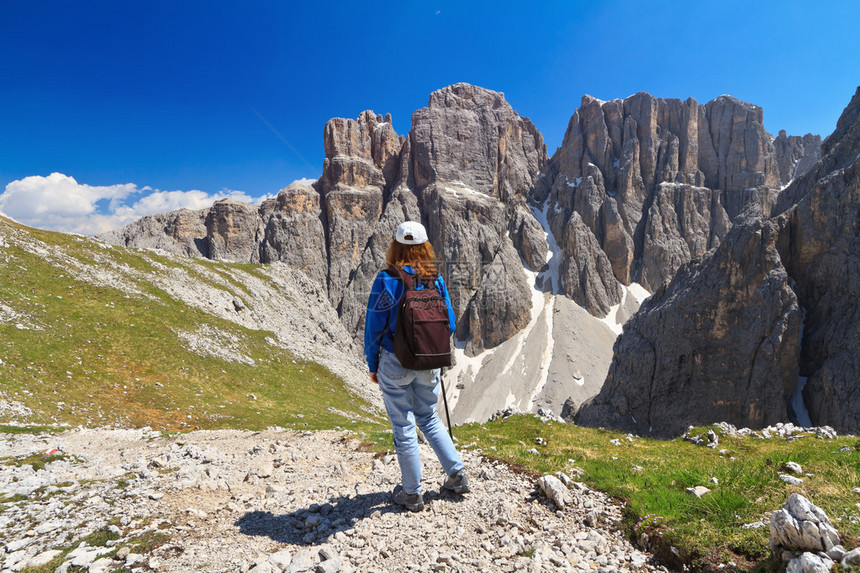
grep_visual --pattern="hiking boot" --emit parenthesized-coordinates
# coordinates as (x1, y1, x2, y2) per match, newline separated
(442, 468, 470, 494)
(392, 485, 424, 512)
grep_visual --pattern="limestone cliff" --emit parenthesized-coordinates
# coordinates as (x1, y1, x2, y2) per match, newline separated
(577, 86, 860, 435)
(575, 211, 802, 436)
(402, 83, 548, 354)
(773, 131, 822, 187)
(773, 87, 860, 433)
(537, 92, 819, 302)
(318, 110, 401, 313)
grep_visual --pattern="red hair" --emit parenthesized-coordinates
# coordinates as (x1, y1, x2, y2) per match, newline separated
(386, 240, 438, 279)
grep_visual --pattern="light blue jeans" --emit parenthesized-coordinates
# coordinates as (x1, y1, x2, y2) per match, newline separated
(377, 349, 463, 495)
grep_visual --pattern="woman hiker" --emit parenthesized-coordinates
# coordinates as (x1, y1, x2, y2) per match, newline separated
(364, 221, 470, 512)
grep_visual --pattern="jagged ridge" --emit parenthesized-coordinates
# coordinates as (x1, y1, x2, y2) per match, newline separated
(576, 86, 860, 435)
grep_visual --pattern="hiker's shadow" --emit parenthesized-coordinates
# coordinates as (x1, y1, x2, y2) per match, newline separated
(235, 489, 465, 546)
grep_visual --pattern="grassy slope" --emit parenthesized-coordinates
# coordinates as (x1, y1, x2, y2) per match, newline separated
(0, 218, 384, 432)
(455, 416, 860, 571)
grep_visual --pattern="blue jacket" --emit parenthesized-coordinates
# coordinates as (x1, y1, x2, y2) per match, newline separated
(364, 265, 456, 373)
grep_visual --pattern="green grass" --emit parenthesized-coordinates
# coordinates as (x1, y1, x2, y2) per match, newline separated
(0, 218, 385, 433)
(80, 526, 121, 547)
(1, 452, 72, 472)
(128, 529, 171, 552)
(0, 425, 56, 434)
(18, 527, 128, 573)
(455, 416, 860, 571)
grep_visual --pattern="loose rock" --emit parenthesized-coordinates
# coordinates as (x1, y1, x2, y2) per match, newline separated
(770, 493, 840, 552)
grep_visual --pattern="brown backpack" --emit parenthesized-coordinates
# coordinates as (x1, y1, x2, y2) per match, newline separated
(385, 265, 453, 370)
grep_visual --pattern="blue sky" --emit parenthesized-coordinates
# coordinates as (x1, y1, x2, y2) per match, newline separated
(0, 1, 858, 234)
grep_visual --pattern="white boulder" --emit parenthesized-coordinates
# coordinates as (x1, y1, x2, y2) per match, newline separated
(770, 493, 840, 552)
(537, 474, 572, 509)
(786, 552, 833, 573)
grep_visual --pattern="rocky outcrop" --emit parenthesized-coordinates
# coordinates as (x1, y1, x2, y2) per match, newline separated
(259, 184, 328, 285)
(321, 111, 402, 192)
(334, 185, 422, 343)
(462, 238, 533, 351)
(407, 84, 546, 203)
(575, 211, 802, 436)
(770, 494, 840, 553)
(204, 199, 263, 263)
(773, 87, 860, 433)
(773, 131, 822, 186)
(400, 84, 548, 354)
(538, 93, 812, 301)
(639, 183, 730, 288)
(318, 111, 400, 312)
(97, 209, 209, 257)
(558, 212, 622, 316)
(576, 86, 860, 435)
(419, 182, 532, 354)
(698, 95, 780, 214)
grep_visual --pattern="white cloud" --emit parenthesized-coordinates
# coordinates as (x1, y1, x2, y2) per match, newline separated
(0, 173, 137, 219)
(254, 193, 277, 204)
(129, 189, 256, 217)
(290, 177, 317, 187)
(0, 172, 273, 235)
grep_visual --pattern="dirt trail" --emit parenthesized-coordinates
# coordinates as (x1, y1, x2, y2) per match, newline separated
(0, 428, 663, 572)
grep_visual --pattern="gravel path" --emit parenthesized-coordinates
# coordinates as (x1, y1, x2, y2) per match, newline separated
(1, 427, 663, 572)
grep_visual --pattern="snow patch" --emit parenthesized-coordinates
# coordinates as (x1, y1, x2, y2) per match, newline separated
(442, 181, 484, 198)
(528, 296, 556, 407)
(530, 202, 563, 294)
(500, 269, 546, 377)
(566, 177, 583, 189)
(599, 301, 625, 336)
(627, 283, 651, 305)
(445, 339, 496, 411)
(599, 283, 651, 335)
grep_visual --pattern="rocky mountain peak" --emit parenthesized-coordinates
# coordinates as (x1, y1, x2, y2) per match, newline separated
(575, 209, 802, 436)
(321, 110, 403, 193)
(427, 82, 509, 111)
(538, 89, 820, 311)
(698, 94, 780, 203)
(576, 85, 860, 435)
(407, 82, 546, 203)
(773, 130, 822, 186)
(821, 85, 860, 158)
(401, 83, 549, 353)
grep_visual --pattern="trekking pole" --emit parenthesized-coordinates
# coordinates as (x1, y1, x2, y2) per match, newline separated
(440, 368, 454, 442)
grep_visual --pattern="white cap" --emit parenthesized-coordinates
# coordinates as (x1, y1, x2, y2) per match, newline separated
(395, 221, 428, 245)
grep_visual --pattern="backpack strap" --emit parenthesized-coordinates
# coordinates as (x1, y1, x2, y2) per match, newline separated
(384, 265, 415, 291)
